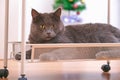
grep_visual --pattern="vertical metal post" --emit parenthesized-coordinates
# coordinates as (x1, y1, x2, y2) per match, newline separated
(4, 0, 9, 67)
(107, 0, 110, 24)
(21, 0, 26, 75)
(19, 0, 27, 79)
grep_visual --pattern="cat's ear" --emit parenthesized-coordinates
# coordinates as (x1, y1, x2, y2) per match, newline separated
(54, 8, 62, 17)
(31, 9, 39, 18)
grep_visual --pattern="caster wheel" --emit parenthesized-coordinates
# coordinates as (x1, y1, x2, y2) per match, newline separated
(15, 52, 21, 60)
(0, 67, 9, 78)
(18, 74, 27, 80)
(101, 64, 111, 72)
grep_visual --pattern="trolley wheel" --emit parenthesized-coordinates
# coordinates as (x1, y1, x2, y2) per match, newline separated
(18, 74, 27, 80)
(0, 67, 9, 78)
(101, 61, 111, 72)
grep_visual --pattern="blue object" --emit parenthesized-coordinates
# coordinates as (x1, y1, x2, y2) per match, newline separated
(62, 14, 82, 23)
(18, 74, 27, 80)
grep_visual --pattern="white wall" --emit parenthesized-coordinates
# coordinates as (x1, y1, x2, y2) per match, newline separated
(0, 0, 20, 59)
(9, 0, 19, 41)
(110, 0, 120, 28)
(0, 0, 5, 59)
(81, 0, 108, 24)
(79, 0, 120, 29)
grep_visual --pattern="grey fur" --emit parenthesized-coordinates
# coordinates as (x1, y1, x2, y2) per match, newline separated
(29, 8, 120, 43)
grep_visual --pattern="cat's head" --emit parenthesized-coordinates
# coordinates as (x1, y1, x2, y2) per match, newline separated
(30, 8, 64, 41)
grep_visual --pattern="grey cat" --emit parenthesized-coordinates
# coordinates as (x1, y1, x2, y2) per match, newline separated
(15, 8, 120, 61)
(29, 8, 120, 43)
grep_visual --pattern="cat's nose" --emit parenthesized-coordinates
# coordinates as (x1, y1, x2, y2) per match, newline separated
(47, 32, 51, 35)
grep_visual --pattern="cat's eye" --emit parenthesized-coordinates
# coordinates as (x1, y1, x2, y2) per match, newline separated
(40, 25, 45, 29)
